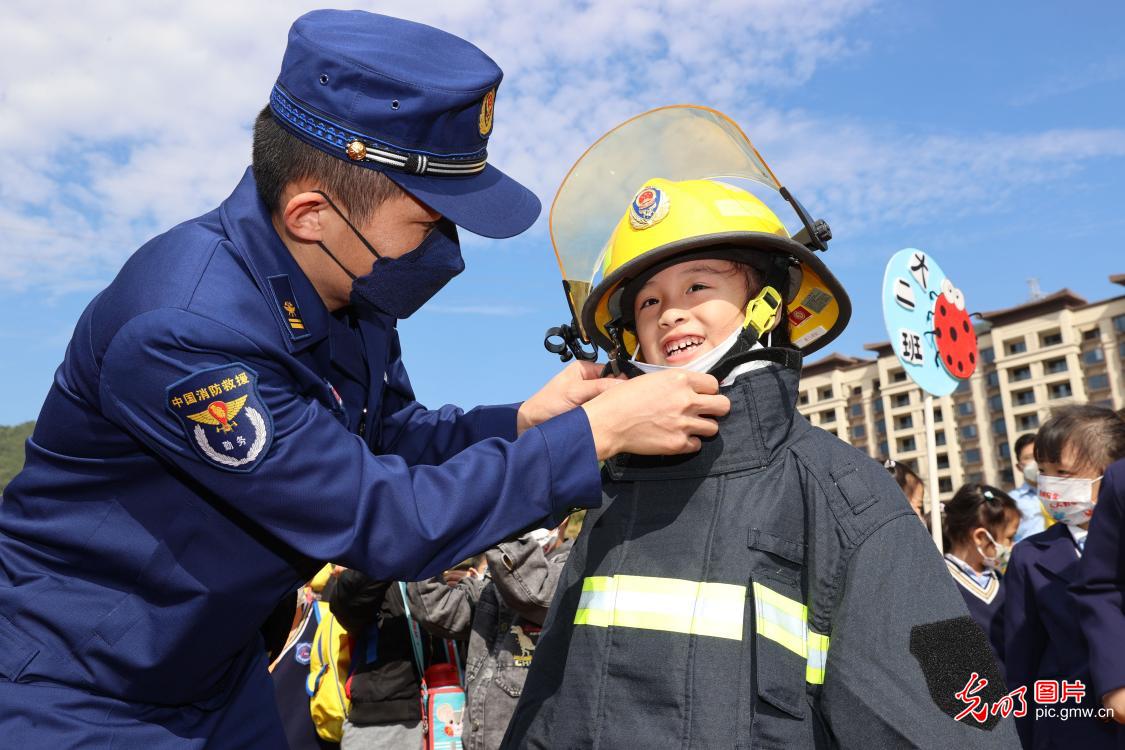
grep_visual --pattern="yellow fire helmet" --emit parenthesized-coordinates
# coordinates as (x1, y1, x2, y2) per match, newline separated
(545, 105, 851, 369)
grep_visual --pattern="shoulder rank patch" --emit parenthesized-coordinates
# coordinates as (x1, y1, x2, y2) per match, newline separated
(268, 274, 310, 341)
(167, 363, 273, 473)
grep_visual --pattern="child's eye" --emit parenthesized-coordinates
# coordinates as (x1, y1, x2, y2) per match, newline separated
(687, 283, 709, 293)
(638, 297, 658, 310)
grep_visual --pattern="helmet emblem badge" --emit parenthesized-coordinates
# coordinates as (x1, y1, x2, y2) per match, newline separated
(629, 185, 670, 230)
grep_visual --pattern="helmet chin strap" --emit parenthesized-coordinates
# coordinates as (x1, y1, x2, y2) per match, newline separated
(708, 285, 802, 382)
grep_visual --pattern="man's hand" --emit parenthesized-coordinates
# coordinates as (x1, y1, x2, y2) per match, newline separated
(1103, 687, 1125, 724)
(517, 360, 623, 435)
(581, 370, 730, 460)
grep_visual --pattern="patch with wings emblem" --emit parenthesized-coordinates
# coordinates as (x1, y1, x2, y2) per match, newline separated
(166, 363, 273, 473)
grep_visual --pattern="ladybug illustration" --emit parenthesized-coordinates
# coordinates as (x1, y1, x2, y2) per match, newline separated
(929, 278, 977, 380)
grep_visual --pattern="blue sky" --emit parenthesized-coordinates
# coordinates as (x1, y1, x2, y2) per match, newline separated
(2, 1, 1124, 424)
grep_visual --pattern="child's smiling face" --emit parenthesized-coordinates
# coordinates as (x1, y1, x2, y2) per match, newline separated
(632, 259, 753, 366)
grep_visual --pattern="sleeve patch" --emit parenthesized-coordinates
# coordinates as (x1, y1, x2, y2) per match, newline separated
(909, 616, 1007, 730)
(166, 363, 273, 473)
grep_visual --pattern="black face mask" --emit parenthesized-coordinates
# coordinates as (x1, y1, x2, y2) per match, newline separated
(313, 191, 465, 319)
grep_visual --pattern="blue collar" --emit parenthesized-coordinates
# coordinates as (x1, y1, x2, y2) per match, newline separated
(219, 167, 330, 353)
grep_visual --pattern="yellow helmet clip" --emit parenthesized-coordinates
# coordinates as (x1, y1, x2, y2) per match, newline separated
(743, 285, 783, 339)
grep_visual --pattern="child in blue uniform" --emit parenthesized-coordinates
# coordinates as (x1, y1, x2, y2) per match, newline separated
(1004, 405, 1125, 749)
(941, 483, 1019, 677)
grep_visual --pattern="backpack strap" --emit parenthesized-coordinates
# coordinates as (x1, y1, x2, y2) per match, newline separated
(398, 581, 430, 734)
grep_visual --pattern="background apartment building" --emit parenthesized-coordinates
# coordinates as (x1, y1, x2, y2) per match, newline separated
(797, 275, 1125, 507)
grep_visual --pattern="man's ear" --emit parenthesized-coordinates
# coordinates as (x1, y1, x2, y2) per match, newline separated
(280, 190, 329, 243)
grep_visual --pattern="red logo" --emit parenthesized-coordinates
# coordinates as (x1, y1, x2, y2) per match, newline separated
(789, 306, 812, 326)
(636, 189, 656, 209)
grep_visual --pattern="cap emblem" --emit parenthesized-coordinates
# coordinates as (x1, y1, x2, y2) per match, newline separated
(479, 89, 496, 137)
(345, 140, 367, 161)
(629, 185, 670, 230)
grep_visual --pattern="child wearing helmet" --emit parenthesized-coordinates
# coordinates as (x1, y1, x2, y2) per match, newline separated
(502, 108, 1018, 749)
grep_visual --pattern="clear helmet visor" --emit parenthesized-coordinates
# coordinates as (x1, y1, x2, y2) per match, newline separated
(549, 105, 802, 332)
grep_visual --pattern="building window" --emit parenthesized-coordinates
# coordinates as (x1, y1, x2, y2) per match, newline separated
(1048, 381, 1073, 399)
(1009, 366, 1032, 382)
(961, 424, 978, 440)
(873, 397, 884, 414)
(851, 425, 866, 440)
(1088, 373, 1110, 391)
(850, 403, 864, 417)
(798, 391, 809, 406)
(852, 386, 862, 396)
(936, 430, 947, 446)
(998, 441, 1010, 459)
(896, 415, 914, 430)
(821, 410, 837, 424)
(818, 386, 833, 400)
(1082, 347, 1106, 365)
(964, 448, 982, 464)
(967, 472, 984, 483)
(1013, 388, 1035, 406)
(876, 418, 887, 435)
(1001, 468, 1015, 486)
(1017, 413, 1040, 431)
(987, 394, 1003, 412)
(937, 453, 950, 470)
(1083, 328, 1100, 341)
(957, 401, 974, 416)
(893, 393, 911, 408)
(1040, 330, 1063, 347)
(899, 436, 917, 452)
(878, 440, 889, 457)
(1006, 338, 1027, 355)
(992, 418, 1007, 436)
(955, 379, 972, 394)
(980, 346, 995, 364)
(1045, 357, 1068, 374)
(1114, 314, 1125, 334)
(986, 371, 1001, 388)
(891, 369, 908, 383)
(933, 407, 944, 421)
(939, 477, 954, 493)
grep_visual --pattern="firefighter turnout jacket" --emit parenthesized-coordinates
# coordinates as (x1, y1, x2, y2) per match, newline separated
(503, 365, 1020, 749)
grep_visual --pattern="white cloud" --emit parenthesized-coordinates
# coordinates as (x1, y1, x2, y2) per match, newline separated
(0, 0, 875, 289)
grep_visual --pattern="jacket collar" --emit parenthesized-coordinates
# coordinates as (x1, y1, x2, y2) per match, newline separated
(1029, 523, 1081, 582)
(607, 365, 798, 481)
(219, 167, 330, 353)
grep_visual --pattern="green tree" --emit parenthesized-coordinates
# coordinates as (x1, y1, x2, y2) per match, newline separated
(0, 422, 35, 492)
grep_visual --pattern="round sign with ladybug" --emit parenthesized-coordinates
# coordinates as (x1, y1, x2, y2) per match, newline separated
(881, 248, 977, 397)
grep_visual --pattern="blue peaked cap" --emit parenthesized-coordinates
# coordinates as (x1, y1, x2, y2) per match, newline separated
(270, 10, 540, 239)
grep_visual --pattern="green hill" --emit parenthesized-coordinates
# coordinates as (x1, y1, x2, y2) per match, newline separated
(0, 422, 35, 492)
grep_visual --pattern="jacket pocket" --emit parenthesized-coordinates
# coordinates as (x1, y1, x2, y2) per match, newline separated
(739, 535, 813, 749)
(0, 614, 39, 683)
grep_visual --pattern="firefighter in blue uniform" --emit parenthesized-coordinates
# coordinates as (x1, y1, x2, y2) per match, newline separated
(0, 11, 729, 748)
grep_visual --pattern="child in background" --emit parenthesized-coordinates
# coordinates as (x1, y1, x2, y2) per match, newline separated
(1004, 405, 1125, 749)
(884, 457, 928, 527)
(942, 484, 1020, 677)
(1074, 412, 1125, 725)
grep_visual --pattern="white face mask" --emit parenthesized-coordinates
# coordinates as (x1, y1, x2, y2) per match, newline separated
(1038, 474, 1101, 526)
(976, 529, 1011, 572)
(1021, 460, 1039, 485)
(631, 325, 743, 376)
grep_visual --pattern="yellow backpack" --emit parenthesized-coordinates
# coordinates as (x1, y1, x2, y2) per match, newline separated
(305, 571, 352, 742)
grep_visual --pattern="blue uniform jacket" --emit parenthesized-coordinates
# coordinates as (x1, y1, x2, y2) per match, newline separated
(1075, 461, 1125, 700)
(0, 169, 600, 743)
(1005, 523, 1125, 749)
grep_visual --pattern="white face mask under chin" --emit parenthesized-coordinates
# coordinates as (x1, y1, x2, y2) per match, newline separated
(631, 327, 768, 384)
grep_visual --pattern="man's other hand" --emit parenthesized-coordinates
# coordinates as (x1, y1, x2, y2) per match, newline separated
(517, 361, 623, 434)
